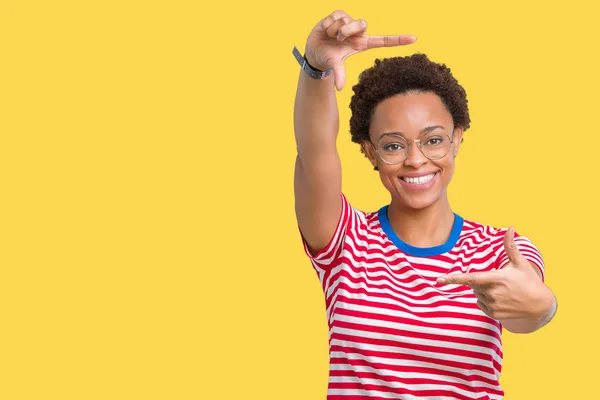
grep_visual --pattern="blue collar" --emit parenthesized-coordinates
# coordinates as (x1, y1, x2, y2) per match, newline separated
(377, 206, 464, 257)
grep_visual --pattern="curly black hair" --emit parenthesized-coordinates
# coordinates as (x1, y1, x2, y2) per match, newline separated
(349, 53, 471, 150)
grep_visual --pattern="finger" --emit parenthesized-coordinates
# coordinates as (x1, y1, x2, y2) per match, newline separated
(473, 290, 490, 304)
(503, 226, 527, 266)
(476, 300, 493, 317)
(331, 60, 346, 91)
(366, 35, 418, 49)
(320, 10, 351, 31)
(326, 17, 351, 39)
(338, 19, 368, 41)
(437, 270, 502, 287)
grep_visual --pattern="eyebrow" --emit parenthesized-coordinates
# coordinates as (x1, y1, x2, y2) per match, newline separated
(379, 125, 446, 138)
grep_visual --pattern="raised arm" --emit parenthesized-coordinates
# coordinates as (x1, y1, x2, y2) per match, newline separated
(293, 10, 417, 254)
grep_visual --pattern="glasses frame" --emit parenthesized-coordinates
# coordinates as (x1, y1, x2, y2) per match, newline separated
(370, 129, 456, 165)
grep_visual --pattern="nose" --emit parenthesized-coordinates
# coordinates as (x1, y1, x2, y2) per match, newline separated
(403, 140, 428, 168)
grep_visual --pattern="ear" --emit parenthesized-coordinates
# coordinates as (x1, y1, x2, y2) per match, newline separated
(361, 141, 378, 169)
(452, 127, 464, 158)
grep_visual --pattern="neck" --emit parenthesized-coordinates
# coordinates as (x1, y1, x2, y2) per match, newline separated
(387, 194, 455, 248)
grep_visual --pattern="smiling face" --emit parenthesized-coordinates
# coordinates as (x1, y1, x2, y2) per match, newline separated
(363, 91, 464, 211)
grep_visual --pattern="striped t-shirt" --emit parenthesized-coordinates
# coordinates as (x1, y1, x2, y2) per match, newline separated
(301, 194, 545, 400)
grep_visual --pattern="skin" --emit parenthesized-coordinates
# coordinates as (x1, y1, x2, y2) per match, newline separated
(361, 91, 556, 333)
(294, 10, 556, 334)
(439, 227, 557, 333)
(362, 91, 463, 248)
(295, 10, 416, 255)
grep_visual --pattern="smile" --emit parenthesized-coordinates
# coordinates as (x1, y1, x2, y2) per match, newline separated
(401, 172, 437, 185)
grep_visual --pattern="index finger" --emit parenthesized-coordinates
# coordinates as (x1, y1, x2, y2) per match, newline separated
(437, 270, 503, 287)
(366, 35, 418, 49)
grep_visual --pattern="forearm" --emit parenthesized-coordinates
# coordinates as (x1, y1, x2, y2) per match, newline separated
(293, 70, 339, 162)
(293, 61, 343, 253)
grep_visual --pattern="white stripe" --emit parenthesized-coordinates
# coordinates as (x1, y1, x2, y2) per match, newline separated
(326, 266, 464, 299)
(325, 282, 477, 325)
(329, 358, 499, 382)
(328, 376, 500, 399)
(342, 237, 498, 274)
(330, 280, 476, 311)
(332, 321, 503, 365)
(341, 301, 501, 334)
(327, 388, 428, 399)
(303, 206, 544, 399)
(329, 364, 501, 391)
(327, 388, 466, 400)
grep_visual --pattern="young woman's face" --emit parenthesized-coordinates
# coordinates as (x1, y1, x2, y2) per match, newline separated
(364, 91, 464, 211)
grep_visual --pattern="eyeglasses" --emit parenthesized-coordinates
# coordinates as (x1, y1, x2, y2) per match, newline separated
(370, 130, 455, 165)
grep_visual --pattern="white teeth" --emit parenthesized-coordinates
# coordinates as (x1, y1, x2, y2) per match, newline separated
(403, 173, 435, 184)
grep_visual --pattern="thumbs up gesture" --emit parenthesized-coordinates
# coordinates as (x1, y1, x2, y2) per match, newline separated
(437, 227, 556, 331)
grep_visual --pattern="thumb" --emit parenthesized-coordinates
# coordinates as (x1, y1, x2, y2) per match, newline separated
(503, 226, 527, 266)
(331, 61, 346, 91)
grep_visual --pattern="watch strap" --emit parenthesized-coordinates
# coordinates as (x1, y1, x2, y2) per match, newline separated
(292, 46, 333, 80)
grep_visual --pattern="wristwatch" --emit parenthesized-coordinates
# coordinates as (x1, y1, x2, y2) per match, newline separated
(292, 46, 333, 80)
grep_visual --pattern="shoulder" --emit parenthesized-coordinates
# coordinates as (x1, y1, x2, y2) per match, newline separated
(457, 217, 539, 254)
(458, 217, 507, 241)
(460, 217, 536, 244)
(453, 217, 510, 254)
(341, 199, 389, 245)
(342, 195, 381, 228)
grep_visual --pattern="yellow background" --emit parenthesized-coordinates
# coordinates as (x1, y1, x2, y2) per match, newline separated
(1, 0, 598, 398)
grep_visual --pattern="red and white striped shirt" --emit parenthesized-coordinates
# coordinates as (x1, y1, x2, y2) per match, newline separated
(301, 194, 545, 400)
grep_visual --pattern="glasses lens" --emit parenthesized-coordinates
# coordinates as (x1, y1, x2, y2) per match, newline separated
(421, 134, 452, 160)
(378, 136, 408, 164)
(377, 133, 452, 164)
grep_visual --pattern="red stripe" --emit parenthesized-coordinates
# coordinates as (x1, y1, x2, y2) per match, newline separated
(331, 325, 501, 367)
(328, 381, 496, 400)
(330, 335, 502, 373)
(331, 338, 499, 374)
(334, 295, 502, 343)
(329, 367, 502, 394)
(299, 198, 545, 398)
(335, 293, 497, 325)
(329, 356, 498, 385)
(332, 281, 482, 310)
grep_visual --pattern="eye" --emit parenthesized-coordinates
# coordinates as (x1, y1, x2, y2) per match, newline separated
(383, 143, 405, 152)
(425, 137, 444, 146)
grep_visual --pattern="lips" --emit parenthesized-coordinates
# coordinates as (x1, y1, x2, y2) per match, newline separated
(400, 172, 437, 183)
(399, 171, 439, 189)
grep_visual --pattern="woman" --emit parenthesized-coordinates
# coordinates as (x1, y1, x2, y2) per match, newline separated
(292, 10, 558, 400)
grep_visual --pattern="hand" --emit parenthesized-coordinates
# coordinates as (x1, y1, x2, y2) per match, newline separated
(304, 10, 417, 91)
(437, 227, 554, 321)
